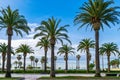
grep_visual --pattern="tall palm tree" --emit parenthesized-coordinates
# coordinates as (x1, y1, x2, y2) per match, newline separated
(36, 38, 49, 72)
(76, 54, 81, 69)
(77, 38, 95, 73)
(35, 58, 39, 68)
(0, 6, 31, 77)
(17, 55, 22, 68)
(74, 0, 120, 77)
(100, 42, 120, 72)
(57, 44, 75, 73)
(29, 56, 35, 67)
(16, 44, 34, 72)
(33, 17, 70, 77)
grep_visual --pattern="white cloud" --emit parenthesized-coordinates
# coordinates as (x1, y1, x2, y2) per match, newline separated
(26, 23, 39, 38)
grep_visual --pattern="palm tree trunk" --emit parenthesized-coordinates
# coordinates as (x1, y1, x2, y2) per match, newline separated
(5, 35, 12, 78)
(36, 63, 37, 68)
(94, 30, 101, 77)
(55, 61, 56, 70)
(31, 61, 32, 67)
(42, 63, 43, 70)
(102, 55, 104, 71)
(16, 63, 17, 68)
(86, 49, 89, 73)
(65, 54, 68, 73)
(44, 49, 47, 72)
(107, 55, 110, 72)
(24, 55, 26, 72)
(76, 59, 78, 69)
(2, 54, 5, 72)
(78, 59, 80, 69)
(50, 44, 55, 77)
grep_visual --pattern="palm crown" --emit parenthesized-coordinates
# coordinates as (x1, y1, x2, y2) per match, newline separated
(57, 44, 75, 56)
(34, 17, 71, 45)
(100, 42, 120, 56)
(74, 0, 120, 30)
(0, 6, 31, 36)
(36, 38, 49, 50)
(77, 38, 95, 52)
(16, 44, 34, 56)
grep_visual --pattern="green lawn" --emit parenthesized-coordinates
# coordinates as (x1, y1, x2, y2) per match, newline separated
(38, 76, 120, 80)
(0, 77, 22, 80)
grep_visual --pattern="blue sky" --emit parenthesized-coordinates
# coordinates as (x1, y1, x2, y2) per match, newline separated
(0, 0, 120, 69)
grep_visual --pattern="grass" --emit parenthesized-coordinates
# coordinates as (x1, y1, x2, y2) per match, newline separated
(38, 76, 120, 80)
(0, 77, 22, 80)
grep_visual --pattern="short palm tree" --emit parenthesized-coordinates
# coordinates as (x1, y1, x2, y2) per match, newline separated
(14, 61, 18, 69)
(110, 59, 119, 68)
(74, 0, 120, 77)
(54, 56, 57, 70)
(36, 38, 49, 72)
(0, 43, 7, 72)
(18, 61, 22, 69)
(17, 55, 22, 68)
(0, 43, 14, 72)
(33, 17, 70, 77)
(40, 56, 46, 70)
(16, 44, 34, 72)
(0, 6, 31, 77)
(110, 59, 116, 68)
(100, 42, 120, 72)
(35, 58, 39, 67)
(99, 52, 105, 71)
(76, 54, 81, 69)
(29, 56, 35, 67)
(77, 38, 95, 73)
(57, 44, 75, 73)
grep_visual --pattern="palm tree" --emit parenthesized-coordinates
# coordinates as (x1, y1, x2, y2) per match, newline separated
(77, 38, 95, 73)
(110, 59, 119, 68)
(113, 59, 119, 68)
(29, 56, 35, 67)
(57, 44, 75, 73)
(18, 61, 22, 69)
(76, 54, 81, 69)
(0, 6, 31, 77)
(14, 61, 18, 69)
(0, 43, 7, 72)
(0, 43, 14, 72)
(35, 58, 39, 68)
(100, 42, 120, 72)
(40, 56, 46, 70)
(74, 0, 120, 77)
(33, 17, 70, 77)
(99, 52, 104, 71)
(110, 59, 116, 68)
(36, 38, 49, 72)
(16, 44, 34, 72)
(17, 55, 22, 68)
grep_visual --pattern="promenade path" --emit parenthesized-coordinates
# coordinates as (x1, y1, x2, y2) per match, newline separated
(0, 73, 106, 80)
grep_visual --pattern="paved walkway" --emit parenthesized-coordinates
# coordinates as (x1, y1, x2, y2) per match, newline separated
(0, 73, 106, 80)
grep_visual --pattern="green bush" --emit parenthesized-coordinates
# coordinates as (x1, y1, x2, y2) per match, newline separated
(11, 70, 50, 74)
